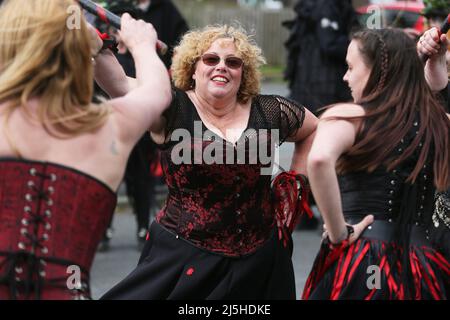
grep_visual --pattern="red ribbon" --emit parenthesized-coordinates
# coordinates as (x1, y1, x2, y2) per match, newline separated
(97, 7, 108, 24)
(94, 28, 110, 41)
(272, 171, 313, 247)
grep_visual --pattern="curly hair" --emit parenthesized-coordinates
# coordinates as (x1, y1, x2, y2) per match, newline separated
(171, 24, 266, 104)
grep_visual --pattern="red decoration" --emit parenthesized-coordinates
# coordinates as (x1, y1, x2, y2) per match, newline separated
(272, 171, 313, 247)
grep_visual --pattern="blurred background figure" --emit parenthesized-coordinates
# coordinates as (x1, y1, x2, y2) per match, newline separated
(135, 0, 189, 68)
(97, 0, 188, 251)
(283, 0, 360, 230)
(283, 0, 360, 115)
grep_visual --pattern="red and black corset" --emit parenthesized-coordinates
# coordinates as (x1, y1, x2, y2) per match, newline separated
(155, 89, 307, 257)
(0, 159, 116, 300)
(157, 139, 275, 257)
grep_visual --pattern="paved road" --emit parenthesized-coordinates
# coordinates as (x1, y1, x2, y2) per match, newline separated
(90, 81, 323, 299)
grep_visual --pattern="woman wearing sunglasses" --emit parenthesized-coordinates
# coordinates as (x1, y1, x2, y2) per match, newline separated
(97, 24, 318, 299)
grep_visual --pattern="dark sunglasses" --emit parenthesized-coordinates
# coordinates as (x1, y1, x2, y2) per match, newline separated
(201, 53, 244, 69)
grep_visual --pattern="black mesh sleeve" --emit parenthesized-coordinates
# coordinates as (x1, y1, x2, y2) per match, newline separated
(277, 96, 306, 144)
(254, 95, 306, 145)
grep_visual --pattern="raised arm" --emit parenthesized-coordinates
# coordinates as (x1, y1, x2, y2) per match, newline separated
(287, 109, 318, 176)
(104, 14, 171, 144)
(86, 23, 137, 97)
(306, 104, 373, 244)
(418, 27, 449, 91)
(94, 49, 137, 98)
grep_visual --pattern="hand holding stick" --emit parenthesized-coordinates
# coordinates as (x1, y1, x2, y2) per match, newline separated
(418, 14, 450, 63)
(78, 0, 168, 55)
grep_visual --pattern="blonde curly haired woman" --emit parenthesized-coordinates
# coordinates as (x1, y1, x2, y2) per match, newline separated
(99, 24, 318, 300)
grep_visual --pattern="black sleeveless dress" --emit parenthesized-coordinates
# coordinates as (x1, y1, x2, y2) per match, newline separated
(101, 89, 306, 299)
(303, 120, 450, 300)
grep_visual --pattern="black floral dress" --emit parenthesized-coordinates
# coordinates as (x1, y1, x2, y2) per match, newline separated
(101, 88, 306, 299)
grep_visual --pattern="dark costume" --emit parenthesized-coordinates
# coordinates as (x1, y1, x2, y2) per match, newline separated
(96, 0, 188, 245)
(120, 0, 188, 242)
(432, 189, 450, 259)
(284, 0, 359, 113)
(101, 89, 306, 299)
(303, 118, 450, 300)
(0, 159, 116, 299)
(431, 83, 450, 258)
(429, 82, 450, 259)
(135, 0, 188, 68)
(115, 51, 156, 237)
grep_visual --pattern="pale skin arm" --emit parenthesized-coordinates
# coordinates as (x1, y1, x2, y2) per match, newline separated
(307, 104, 373, 244)
(286, 108, 318, 176)
(99, 14, 171, 144)
(88, 22, 138, 98)
(94, 49, 138, 97)
(89, 20, 166, 136)
(418, 27, 449, 91)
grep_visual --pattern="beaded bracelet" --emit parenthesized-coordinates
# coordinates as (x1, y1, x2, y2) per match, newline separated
(326, 224, 354, 248)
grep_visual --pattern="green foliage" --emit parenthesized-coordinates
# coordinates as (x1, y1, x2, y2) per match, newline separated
(261, 64, 285, 82)
(422, 0, 450, 18)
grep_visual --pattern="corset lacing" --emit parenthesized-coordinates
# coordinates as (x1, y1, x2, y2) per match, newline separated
(0, 167, 90, 300)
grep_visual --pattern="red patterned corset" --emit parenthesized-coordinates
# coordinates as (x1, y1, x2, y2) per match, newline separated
(156, 139, 276, 257)
(0, 159, 117, 300)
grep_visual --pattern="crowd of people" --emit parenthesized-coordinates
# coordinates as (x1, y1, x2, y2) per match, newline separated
(0, 0, 448, 300)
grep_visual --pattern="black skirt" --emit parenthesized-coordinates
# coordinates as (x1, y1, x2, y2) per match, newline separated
(101, 221, 296, 300)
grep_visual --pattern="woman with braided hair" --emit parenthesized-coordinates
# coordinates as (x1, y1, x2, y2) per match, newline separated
(302, 27, 450, 300)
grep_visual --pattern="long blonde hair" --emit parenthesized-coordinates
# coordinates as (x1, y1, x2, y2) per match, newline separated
(0, 0, 108, 145)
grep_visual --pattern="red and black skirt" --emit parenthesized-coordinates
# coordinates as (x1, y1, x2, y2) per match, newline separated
(302, 220, 450, 300)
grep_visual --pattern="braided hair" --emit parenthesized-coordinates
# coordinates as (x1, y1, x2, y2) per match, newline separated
(331, 27, 449, 299)
(374, 33, 389, 93)
(335, 28, 449, 192)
